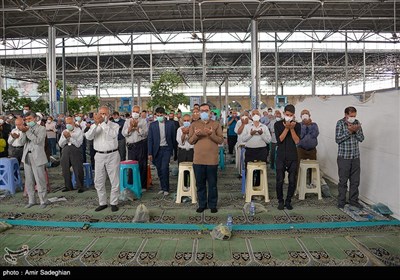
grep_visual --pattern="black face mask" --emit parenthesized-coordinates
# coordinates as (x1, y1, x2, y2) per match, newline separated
(169, 118, 174, 120)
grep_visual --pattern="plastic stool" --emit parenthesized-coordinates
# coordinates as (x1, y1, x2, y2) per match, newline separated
(245, 161, 269, 202)
(218, 146, 225, 170)
(72, 163, 94, 189)
(297, 159, 322, 200)
(0, 157, 23, 195)
(120, 160, 142, 199)
(175, 162, 197, 204)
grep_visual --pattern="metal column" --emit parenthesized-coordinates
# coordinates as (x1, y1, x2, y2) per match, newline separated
(202, 38, 207, 103)
(311, 39, 316, 96)
(150, 35, 153, 85)
(225, 77, 229, 126)
(363, 43, 366, 101)
(274, 32, 279, 96)
(345, 32, 348, 95)
(131, 33, 135, 106)
(62, 38, 67, 114)
(251, 19, 259, 109)
(48, 26, 56, 115)
(137, 78, 141, 108)
(395, 73, 399, 90)
(218, 84, 222, 110)
(97, 43, 100, 97)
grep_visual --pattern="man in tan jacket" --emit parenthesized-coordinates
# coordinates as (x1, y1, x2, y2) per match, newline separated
(188, 103, 224, 213)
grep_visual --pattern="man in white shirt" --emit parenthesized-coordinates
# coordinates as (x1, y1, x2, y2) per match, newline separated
(234, 110, 251, 177)
(176, 114, 194, 186)
(58, 117, 84, 193)
(8, 117, 25, 165)
(241, 109, 271, 186)
(85, 106, 121, 212)
(122, 105, 149, 191)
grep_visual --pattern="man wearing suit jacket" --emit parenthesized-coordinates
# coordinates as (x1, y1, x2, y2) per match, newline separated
(148, 107, 175, 195)
(18, 111, 51, 208)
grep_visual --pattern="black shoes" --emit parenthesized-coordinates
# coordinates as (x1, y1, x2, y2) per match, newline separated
(95, 205, 108, 212)
(77, 189, 85, 193)
(111, 205, 119, 212)
(277, 200, 293, 210)
(337, 203, 345, 209)
(196, 207, 205, 213)
(62, 188, 72, 192)
(285, 201, 293, 210)
(350, 201, 363, 209)
(210, 208, 218, 213)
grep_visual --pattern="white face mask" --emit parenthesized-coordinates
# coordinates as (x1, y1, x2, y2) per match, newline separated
(0, 119, 4, 125)
(276, 117, 282, 121)
(347, 116, 356, 123)
(301, 114, 310, 121)
(252, 115, 261, 122)
(284, 116, 293, 122)
(132, 112, 140, 119)
(47, 120, 52, 124)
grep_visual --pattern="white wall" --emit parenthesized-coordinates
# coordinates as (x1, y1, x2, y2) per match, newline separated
(295, 90, 400, 219)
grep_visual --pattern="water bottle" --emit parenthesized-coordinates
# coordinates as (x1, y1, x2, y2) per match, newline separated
(249, 202, 256, 216)
(226, 214, 233, 231)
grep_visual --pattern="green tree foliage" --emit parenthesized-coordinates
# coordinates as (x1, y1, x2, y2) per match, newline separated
(1, 87, 20, 111)
(147, 71, 189, 111)
(37, 79, 73, 96)
(18, 97, 49, 114)
(67, 95, 99, 115)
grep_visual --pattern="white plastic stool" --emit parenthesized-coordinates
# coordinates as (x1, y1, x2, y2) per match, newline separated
(175, 162, 197, 204)
(245, 162, 270, 202)
(297, 159, 322, 200)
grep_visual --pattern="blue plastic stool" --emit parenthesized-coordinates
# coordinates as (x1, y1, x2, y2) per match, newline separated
(120, 160, 142, 199)
(72, 163, 94, 189)
(0, 157, 23, 194)
(219, 146, 225, 170)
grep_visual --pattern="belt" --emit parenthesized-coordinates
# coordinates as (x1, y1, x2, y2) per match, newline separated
(179, 147, 193, 151)
(95, 149, 118, 154)
(13, 146, 24, 148)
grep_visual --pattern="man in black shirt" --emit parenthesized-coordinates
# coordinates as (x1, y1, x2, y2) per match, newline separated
(274, 104, 301, 210)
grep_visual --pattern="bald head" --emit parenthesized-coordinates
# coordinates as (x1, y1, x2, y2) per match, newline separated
(65, 116, 74, 125)
(15, 117, 24, 126)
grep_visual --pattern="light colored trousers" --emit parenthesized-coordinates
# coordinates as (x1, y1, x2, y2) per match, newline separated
(94, 151, 121, 206)
(24, 154, 47, 205)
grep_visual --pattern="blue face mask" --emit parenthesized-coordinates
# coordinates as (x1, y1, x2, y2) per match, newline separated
(66, 124, 74, 131)
(27, 121, 36, 127)
(157, 116, 164, 122)
(200, 112, 209, 121)
(183, 121, 191, 127)
(75, 116, 81, 122)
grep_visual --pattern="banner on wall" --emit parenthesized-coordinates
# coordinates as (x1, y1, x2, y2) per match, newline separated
(190, 96, 202, 109)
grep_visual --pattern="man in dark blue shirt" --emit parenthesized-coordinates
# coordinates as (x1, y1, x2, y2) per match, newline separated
(226, 110, 238, 154)
(274, 104, 301, 210)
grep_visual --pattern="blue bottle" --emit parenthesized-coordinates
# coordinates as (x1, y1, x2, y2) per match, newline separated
(226, 214, 233, 231)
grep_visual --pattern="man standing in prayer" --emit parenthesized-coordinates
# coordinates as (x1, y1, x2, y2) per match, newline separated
(85, 106, 121, 212)
(335, 106, 364, 209)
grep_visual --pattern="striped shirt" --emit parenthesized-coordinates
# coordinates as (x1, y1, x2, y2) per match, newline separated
(335, 118, 364, 159)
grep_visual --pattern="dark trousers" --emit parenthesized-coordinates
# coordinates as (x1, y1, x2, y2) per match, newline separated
(245, 147, 267, 186)
(177, 148, 194, 186)
(87, 139, 95, 169)
(9, 146, 23, 166)
(81, 137, 87, 163)
(48, 138, 57, 156)
(127, 139, 148, 189)
(60, 145, 84, 191)
(269, 143, 277, 170)
(337, 156, 361, 205)
(153, 146, 172, 192)
(276, 159, 297, 203)
(118, 138, 126, 161)
(227, 135, 238, 154)
(193, 164, 218, 209)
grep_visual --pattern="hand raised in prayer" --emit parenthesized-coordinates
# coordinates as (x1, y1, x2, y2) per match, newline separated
(93, 113, 103, 125)
(182, 127, 190, 134)
(204, 127, 213, 136)
(63, 130, 71, 138)
(11, 132, 20, 139)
